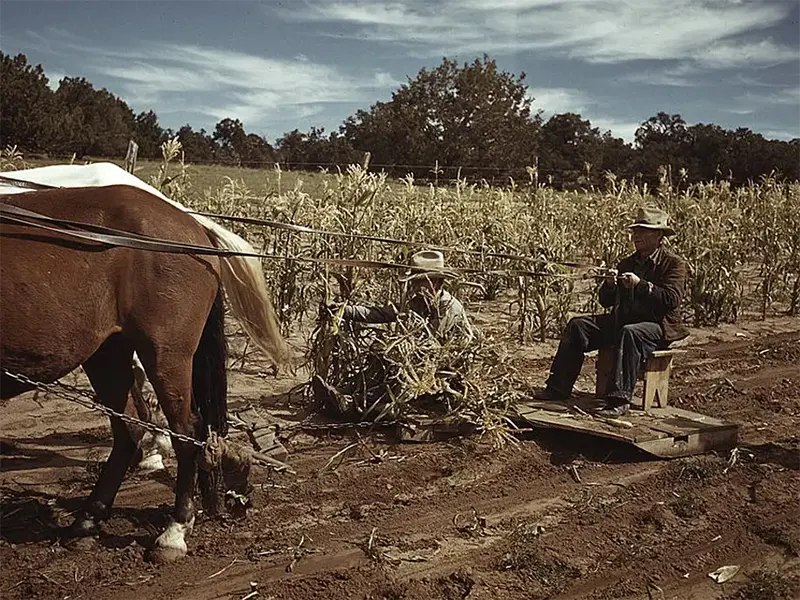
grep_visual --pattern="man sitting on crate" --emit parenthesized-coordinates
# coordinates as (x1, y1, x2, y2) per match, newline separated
(534, 207, 689, 418)
(312, 250, 474, 420)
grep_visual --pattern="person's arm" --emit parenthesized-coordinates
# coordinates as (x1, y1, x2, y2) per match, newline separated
(634, 255, 687, 312)
(341, 303, 399, 323)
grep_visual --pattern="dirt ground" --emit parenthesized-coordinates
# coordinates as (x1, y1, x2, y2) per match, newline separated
(1, 302, 799, 600)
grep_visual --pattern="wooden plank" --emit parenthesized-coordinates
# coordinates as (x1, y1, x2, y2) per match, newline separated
(514, 406, 665, 444)
(514, 401, 739, 458)
(651, 349, 687, 358)
(636, 427, 738, 458)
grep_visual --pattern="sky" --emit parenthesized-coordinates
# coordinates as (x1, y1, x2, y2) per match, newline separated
(1, 0, 799, 144)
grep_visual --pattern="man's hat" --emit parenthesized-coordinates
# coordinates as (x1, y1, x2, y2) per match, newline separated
(398, 250, 458, 282)
(629, 206, 676, 236)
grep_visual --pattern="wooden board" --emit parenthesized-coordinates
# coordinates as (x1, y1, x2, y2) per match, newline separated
(514, 395, 738, 458)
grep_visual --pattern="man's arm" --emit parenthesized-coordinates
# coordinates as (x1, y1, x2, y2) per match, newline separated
(634, 255, 687, 312)
(341, 303, 399, 324)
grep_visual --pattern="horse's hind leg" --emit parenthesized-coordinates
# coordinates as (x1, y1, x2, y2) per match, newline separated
(130, 354, 170, 472)
(65, 335, 136, 537)
(136, 347, 200, 563)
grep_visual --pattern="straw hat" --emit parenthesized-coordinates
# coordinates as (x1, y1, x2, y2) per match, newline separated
(628, 206, 676, 236)
(398, 250, 458, 282)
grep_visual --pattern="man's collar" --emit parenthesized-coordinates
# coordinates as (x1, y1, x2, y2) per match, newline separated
(634, 246, 662, 263)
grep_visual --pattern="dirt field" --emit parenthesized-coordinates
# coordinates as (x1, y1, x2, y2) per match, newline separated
(1, 305, 798, 600)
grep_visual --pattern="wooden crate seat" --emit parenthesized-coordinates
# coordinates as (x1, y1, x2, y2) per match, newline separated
(593, 347, 686, 411)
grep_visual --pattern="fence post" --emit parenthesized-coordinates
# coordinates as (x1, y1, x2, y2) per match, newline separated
(124, 140, 139, 174)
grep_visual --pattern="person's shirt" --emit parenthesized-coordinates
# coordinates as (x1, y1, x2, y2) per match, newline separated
(341, 289, 474, 344)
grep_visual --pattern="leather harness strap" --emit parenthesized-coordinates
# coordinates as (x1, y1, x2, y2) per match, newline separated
(0, 202, 581, 280)
(0, 202, 413, 271)
(0, 175, 58, 191)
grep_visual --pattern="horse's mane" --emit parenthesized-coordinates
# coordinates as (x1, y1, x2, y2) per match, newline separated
(2, 163, 288, 364)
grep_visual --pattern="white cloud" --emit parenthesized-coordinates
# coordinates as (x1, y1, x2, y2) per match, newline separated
(622, 64, 699, 88)
(587, 118, 642, 143)
(744, 85, 800, 106)
(279, 0, 796, 66)
(45, 71, 66, 91)
(528, 88, 591, 116)
(69, 42, 402, 130)
(697, 38, 799, 69)
(758, 129, 799, 141)
(525, 88, 642, 141)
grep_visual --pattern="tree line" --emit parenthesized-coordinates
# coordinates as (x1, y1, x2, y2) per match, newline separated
(2, 51, 798, 188)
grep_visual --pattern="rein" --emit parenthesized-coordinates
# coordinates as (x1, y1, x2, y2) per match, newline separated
(0, 203, 588, 280)
(0, 175, 58, 191)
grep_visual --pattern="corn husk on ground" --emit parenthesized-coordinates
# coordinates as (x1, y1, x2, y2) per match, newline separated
(307, 302, 525, 448)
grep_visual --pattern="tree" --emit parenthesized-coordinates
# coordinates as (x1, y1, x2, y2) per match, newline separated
(134, 110, 167, 159)
(275, 126, 359, 169)
(176, 125, 217, 162)
(212, 118, 248, 164)
(539, 113, 604, 188)
(634, 112, 692, 186)
(52, 77, 135, 156)
(0, 52, 58, 152)
(342, 55, 541, 179)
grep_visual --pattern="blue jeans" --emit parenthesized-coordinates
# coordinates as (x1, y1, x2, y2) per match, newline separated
(545, 314, 663, 403)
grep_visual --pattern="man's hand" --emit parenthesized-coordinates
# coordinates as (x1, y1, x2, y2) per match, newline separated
(618, 272, 640, 289)
(603, 268, 619, 285)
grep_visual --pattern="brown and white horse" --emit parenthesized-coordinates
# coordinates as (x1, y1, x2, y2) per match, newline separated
(0, 174, 287, 562)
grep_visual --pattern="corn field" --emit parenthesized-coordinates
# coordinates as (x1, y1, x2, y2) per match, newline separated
(115, 141, 799, 334)
(7, 142, 797, 332)
(3, 142, 798, 443)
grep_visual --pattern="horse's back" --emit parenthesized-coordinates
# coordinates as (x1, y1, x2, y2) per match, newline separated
(1, 185, 207, 243)
(0, 185, 221, 389)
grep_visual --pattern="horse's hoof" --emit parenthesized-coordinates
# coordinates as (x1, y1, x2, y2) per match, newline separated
(148, 518, 192, 563)
(60, 517, 100, 539)
(137, 453, 165, 472)
(148, 543, 186, 564)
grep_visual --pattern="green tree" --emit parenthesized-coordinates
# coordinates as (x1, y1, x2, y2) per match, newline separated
(52, 77, 135, 156)
(0, 52, 58, 152)
(134, 110, 167, 159)
(176, 125, 217, 162)
(342, 55, 541, 179)
(539, 113, 605, 188)
(634, 112, 692, 186)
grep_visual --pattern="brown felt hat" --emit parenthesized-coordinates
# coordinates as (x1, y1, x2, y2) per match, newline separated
(628, 206, 676, 236)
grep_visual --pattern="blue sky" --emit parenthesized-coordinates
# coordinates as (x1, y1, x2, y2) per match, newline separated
(1, 0, 798, 144)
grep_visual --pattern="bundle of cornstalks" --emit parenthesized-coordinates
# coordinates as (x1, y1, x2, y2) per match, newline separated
(307, 303, 525, 447)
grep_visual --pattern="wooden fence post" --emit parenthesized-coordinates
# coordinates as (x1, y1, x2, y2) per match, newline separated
(124, 140, 139, 174)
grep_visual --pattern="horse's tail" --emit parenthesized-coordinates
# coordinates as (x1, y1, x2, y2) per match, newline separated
(192, 215, 289, 365)
(194, 287, 228, 514)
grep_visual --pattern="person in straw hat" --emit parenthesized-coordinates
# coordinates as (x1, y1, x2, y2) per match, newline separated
(338, 249, 474, 343)
(534, 207, 689, 417)
(312, 250, 474, 420)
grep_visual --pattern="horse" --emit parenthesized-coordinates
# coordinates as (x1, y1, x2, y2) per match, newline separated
(0, 178, 287, 562)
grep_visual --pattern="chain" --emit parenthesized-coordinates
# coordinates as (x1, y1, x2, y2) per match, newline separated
(4, 369, 403, 446)
(2, 370, 206, 448)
